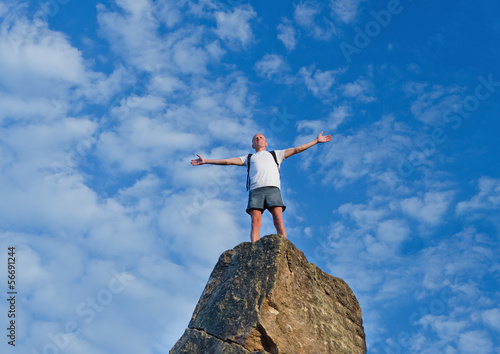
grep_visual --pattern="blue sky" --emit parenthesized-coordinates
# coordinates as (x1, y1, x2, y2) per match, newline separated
(0, 0, 499, 353)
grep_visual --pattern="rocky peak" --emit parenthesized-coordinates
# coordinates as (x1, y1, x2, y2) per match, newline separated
(170, 234, 367, 353)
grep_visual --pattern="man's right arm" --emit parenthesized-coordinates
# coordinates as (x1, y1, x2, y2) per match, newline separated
(191, 154, 244, 166)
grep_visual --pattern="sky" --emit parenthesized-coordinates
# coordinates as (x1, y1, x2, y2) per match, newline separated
(0, 0, 499, 353)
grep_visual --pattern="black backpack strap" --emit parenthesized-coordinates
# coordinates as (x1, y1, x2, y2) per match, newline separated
(246, 154, 252, 191)
(270, 150, 279, 171)
(270, 150, 281, 183)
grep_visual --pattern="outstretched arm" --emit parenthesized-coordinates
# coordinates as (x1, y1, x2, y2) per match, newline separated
(190, 154, 244, 166)
(284, 131, 332, 159)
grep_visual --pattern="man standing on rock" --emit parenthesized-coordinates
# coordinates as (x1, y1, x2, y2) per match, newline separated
(190, 132, 332, 242)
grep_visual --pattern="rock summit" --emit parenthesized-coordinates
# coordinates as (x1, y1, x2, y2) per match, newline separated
(170, 234, 366, 353)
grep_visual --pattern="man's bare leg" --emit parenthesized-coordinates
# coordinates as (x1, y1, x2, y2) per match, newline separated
(269, 207, 287, 239)
(249, 209, 262, 242)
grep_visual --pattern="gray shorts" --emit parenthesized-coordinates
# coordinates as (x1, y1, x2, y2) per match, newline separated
(246, 186, 286, 214)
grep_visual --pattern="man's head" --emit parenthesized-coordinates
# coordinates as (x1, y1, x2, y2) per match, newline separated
(252, 133, 268, 151)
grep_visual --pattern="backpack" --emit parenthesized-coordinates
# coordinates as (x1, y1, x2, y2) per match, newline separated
(246, 150, 280, 191)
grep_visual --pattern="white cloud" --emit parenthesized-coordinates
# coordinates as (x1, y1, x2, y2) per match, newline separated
(482, 308, 500, 332)
(0, 93, 69, 122)
(214, 6, 256, 48)
(330, 0, 364, 24)
(456, 177, 500, 214)
(0, 10, 129, 108)
(295, 2, 320, 27)
(97, 0, 161, 70)
(277, 18, 297, 51)
(0, 117, 98, 186)
(401, 191, 455, 226)
(254, 54, 289, 79)
(0, 24, 84, 83)
(411, 314, 497, 353)
(298, 65, 339, 98)
(404, 82, 464, 125)
(80, 65, 133, 104)
(0, 173, 95, 236)
(294, 1, 336, 40)
(159, 191, 246, 264)
(315, 115, 413, 186)
(0, 2, 8, 17)
(98, 116, 201, 172)
(377, 219, 409, 245)
(338, 202, 387, 230)
(157, 0, 187, 28)
(148, 73, 187, 95)
(98, 1, 225, 75)
(171, 29, 225, 74)
(417, 227, 495, 291)
(328, 105, 351, 129)
(341, 78, 376, 103)
(96, 72, 256, 174)
(458, 331, 494, 354)
(0, 17, 104, 99)
(296, 105, 351, 136)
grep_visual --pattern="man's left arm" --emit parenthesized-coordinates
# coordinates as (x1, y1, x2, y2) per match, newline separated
(284, 131, 332, 159)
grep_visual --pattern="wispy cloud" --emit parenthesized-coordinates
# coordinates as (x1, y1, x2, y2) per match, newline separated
(294, 1, 336, 40)
(401, 191, 455, 226)
(298, 65, 340, 99)
(214, 5, 257, 49)
(317, 115, 412, 186)
(404, 82, 464, 126)
(330, 0, 365, 24)
(296, 105, 351, 136)
(456, 177, 500, 215)
(277, 17, 297, 51)
(254, 53, 290, 80)
(340, 78, 376, 102)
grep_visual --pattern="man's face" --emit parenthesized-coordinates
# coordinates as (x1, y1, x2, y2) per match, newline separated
(252, 134, 267, 150)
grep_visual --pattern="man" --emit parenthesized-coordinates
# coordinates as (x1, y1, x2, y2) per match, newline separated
(190, 131, 332, 242)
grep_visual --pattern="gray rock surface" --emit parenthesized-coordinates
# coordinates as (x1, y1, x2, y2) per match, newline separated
(170, 234, 367, 353)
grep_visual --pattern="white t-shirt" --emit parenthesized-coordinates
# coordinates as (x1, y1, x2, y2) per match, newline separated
(239, 150, 286, 191)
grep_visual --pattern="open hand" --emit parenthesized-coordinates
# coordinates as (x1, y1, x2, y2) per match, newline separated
(317, 131, 332, 143)
(190, 154, 205, 166)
